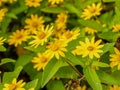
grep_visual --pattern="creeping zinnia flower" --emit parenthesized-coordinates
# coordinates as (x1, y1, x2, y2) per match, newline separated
(55, 13, 68, 30)
(112, 24, 120, 32)
(8, 0, 17, 3)
(81, 3, 102, 20)
(72, 37, 104, 59)
(8, 29, 30, 47)
(85, 27, 98, 34)
(0, 0, 7, 6)
(76, 85, 86, 90)
(109, 85, 120, 90)
(46, 39, 68, 59)
(60, 28, 80, 43)
(48, 0, 64, 5)
(0, 8, 8, 22)
(25, 14, 44, 34)
(0, 37, 6, 45)
(3, 78, 26, 90)
(31, 52, 52, 71)
(29, 25, 53, 48)
(25, 0, 42, 7)
(110, 47, 120, 70)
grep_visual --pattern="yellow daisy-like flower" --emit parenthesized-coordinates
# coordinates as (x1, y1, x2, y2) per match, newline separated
(110, 47, 120, 70)
(8, 29, 30, 47)
(25, 14, 44, 34)
(0, 0, 7, 6)
(8, 0, 17, 3)
(60, 28, 80, 43)
(55, 13, 68, 30)
(0, 37, 6, 45)
(112, 24, 120, 32)
(29, 25, 53, 48)
(81, 3, 102, 20)
(25, 0, 42, 7)
(48, 0, 64, 5)
(72, 37, 104, 59)
(3, 78, 26, 90)
(0, 8, 8, 23)
(85, 27, 98, 34)
(31, 52, 52, 71)
(46, 39, 68, 59)
(29, 88, 34, 90)
(76, 85, 86, 90)
(109, 85, 120, 90)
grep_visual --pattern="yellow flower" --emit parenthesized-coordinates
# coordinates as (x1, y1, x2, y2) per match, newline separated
(85, 27, 98, 34)
(8, 29, 30, 47)
(72, 37, 104, 59)
(0, 37, 6, 45)
(3, 78, 26, 90)
(48, 0, 64, 5)
(8, 0, 17, 3)
(60, 28, 80, 43)
(25, 0, 42, 7)
(29, 25, 53, 48)
(29, 88, 34, 90)
(55, 13, 68, 30)
(109, 85, 120, 90)
(31, 52, 52, 71)
(0, 0, 7, 6)
(46, 39, 68, 59)
(110, 47, 120, 70)
(81, 3, 102, 20)
(76, 85, 86, 90)
(112, 24, 120, 32)
(0, 8, 8, 23)
(25, 14, 44, 34)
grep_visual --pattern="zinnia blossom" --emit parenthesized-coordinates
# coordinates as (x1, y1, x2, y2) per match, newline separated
(46, 39, 68, 59)
(31, 52, 52, 71)
(110, 47, 120, 70)
(8, 29, 30, 47)
(3, 78, 26, 90)
(25, 0, 42, 7)
(72, 37, 104, 59)
(81, 3, 102, 20)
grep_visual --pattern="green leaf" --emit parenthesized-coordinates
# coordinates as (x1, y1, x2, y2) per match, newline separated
(65, 52, 84, 67)
(24, 79, 38, 89)
(0, 58, 16, 65)
(0, 17, 11, 33)
(111, 71, 120, 85)
(47, 80, 65, 90)
(41, 7, 67, 13)
(97, 70, 118, 85)
(102, 43, 114, 54)
(54, 66, 78, 79)
(24, 45, 46, 53)
(83, 67, 102, 90)
(15, 53, 35, 69)
(7, 13, 18, 19)
(98, 31, 120, 41)
(78, 19, 104, 32)
(33, 72, 43, 90)
(41, 58, 64, 87)
(92, 61, 109, 67)
(0, 45, 6, 52)
(3, 66, 23, 83)
(64, 3, 81, 18)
